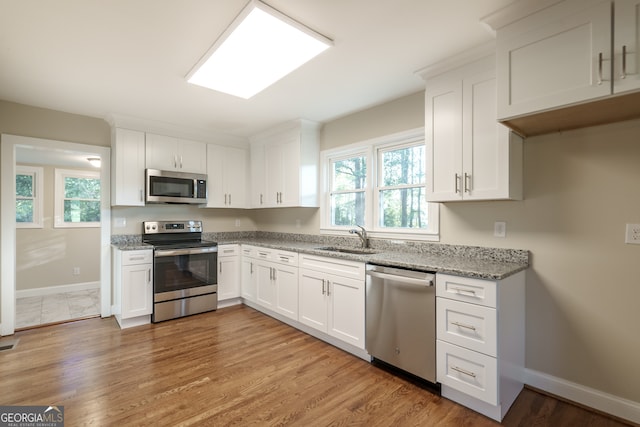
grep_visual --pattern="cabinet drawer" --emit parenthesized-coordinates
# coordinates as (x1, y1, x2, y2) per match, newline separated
(299, 254, 365, 280)
(436, 274, 497, 308)
(241, 245, 258, 258)
(271, 250, 298, 266)
(122, 250, 153, 266)
(437, 298, 497, 357)
(254, 247, 274, 260)
(437, 340, 498, 405)
(218, 244, 239, 257)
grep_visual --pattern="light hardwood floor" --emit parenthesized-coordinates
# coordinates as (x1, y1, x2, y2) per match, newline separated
(1, 305, 634, 426)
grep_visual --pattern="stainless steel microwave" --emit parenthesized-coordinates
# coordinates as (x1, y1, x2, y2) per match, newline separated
(145, 169, 207, 204)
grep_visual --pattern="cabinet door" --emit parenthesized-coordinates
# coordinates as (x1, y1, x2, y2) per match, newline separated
(298, 269, 328, 332)
(225, 146, 248, 208)
(241, 257, 256, 302)
(425, 78, 463, 201)
(614, 0, 640, 93)
(462, 71, 519, 200)
(206, 144, 226, 207)
(328, 275, 365, 349)
(122, 263, 152, 318)
(255, 261, 276, 309)
(218, 254, 240, 301)
(112, 128, 145, 206)
(146, 133, 179, 171)
(264, 142, 283, 206)
(496, 1, 611, 119)
(178, 138, 207, 174)
(279, 133, 300, 206)
(274, 264, 298, 320)
(250, 142, 266, 207)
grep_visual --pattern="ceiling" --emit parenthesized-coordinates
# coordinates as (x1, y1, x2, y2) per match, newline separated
(0, 0, 515, 140)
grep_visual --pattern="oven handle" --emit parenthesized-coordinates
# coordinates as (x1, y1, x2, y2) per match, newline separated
(154, 247, 218, 257)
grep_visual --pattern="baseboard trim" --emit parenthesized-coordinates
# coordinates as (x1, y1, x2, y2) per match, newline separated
(16, 281, 100, 298)
(525, 368, 640, 424)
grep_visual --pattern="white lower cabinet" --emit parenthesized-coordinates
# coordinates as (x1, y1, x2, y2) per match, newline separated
(299, 255, 365, 349)
(240, 246, 257, 303)
(436, 271, 525, 421)
(112, 248, 153, 329)
(248, 247, 299, 321)
(239, 246, 368, 360)
(217, 244, 240, 306)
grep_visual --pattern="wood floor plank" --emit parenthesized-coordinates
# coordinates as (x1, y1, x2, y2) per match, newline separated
(1, 305, 635, 426)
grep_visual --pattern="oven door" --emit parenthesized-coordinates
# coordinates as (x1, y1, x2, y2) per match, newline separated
(153, 247, 217, 302)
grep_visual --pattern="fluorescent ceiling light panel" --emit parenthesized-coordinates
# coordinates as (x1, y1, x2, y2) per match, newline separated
(187, 0, 332, 99)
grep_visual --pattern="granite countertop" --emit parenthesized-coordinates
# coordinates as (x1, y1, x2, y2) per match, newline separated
(112, 232, 529, 280)
(216, 238, 528, 280)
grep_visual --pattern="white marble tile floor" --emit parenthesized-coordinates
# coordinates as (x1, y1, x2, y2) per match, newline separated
(16, 289, 100, 329)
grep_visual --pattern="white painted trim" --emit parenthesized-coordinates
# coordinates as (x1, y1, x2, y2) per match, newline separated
(525, 368, 640, 424)
(1, 134, 111, 336)
(16, 281, 100, 299)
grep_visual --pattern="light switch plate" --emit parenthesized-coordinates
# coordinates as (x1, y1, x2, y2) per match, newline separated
(625, 224, 640, 244)
(494, 221, 506, 238)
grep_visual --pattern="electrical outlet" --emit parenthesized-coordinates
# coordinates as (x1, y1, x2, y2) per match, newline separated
(625, 224, 640, 244)
(494, 221, 506, 238)
(73, 267, 80, 275)
(295, 219, 301, 228)
(235, 219, 241, 227)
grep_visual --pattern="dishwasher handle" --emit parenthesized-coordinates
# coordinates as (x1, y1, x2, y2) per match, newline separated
(366, 270, 434, 287)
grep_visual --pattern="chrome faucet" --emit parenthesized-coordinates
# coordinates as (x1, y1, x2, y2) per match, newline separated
(349, 225, 369, 248)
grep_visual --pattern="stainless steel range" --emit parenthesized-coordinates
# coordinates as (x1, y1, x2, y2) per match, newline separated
(142, 220, 217, 322)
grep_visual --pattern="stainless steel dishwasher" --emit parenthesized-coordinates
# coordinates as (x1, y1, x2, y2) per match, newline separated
(365, 264, 436, 383)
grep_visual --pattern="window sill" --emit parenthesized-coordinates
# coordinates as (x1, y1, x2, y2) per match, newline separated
(320, 228, 440, 242)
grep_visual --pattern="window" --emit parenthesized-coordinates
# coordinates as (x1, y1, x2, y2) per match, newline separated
(321, 129, 439, 240)
(329, 151, 367, 227)
(376, 143, 427, 230)
(54, 168, 101, 228)
(16, 165, 44, 228)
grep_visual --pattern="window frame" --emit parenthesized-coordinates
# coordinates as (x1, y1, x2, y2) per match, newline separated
(54, 168, 101, 228)
(321, 128, 439, 241)
(15, 165, 44, 229)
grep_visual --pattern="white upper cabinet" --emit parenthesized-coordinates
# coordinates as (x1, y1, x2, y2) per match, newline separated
(421, 52, 523, 202)
(145, 133, 207, 174)
(614, 0, 640, 93)
(495, 0, 612, 119)
(249, 120, 320, 208)
(206, 144, 248, 208)
(484, 0, 640, 135)
(111, 128, 146, 206)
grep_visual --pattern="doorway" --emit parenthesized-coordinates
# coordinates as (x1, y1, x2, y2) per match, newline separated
(1, 134, 111, 336)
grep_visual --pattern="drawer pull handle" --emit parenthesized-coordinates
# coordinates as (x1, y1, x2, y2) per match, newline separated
(451, 366, 477, 378)
(451, 321, 476, 331)
(129, 256, 144, 261)
(452, 287, 477, 296)
(597, 52, 603, 85)
(279, 256, 290, 262)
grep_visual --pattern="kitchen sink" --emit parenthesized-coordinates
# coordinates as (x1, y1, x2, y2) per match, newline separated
(315, 246, 379, 255)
